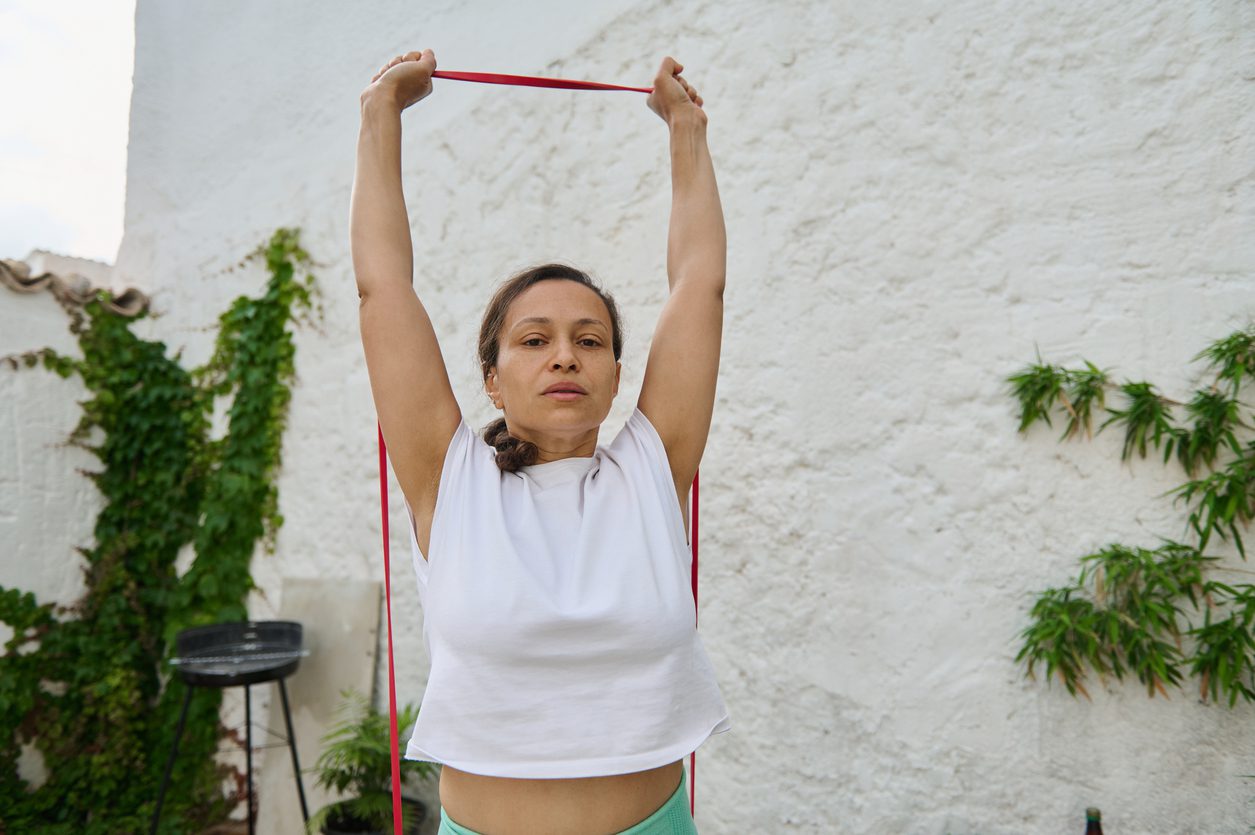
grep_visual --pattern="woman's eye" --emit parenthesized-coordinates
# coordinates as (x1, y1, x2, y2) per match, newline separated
(523, 338, 544, 346)
(580, 339, 601, 347)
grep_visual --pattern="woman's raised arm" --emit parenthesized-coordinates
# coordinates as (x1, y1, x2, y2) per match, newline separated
(636, 57, 727, 510)
(353, 49, 460, 540)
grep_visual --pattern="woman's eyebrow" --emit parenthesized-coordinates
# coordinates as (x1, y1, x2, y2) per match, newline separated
(512, 316, 607, 329)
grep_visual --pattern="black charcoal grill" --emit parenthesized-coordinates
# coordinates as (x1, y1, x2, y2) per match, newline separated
(170, 620, 306, 686)
(150, 621, 310, 835)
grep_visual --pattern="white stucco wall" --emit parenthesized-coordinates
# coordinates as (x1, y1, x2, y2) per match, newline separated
(1, 286, 99, 623)
(5, 0, 1252, 831)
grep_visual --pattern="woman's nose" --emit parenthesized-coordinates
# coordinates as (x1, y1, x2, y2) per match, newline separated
(551, 340, 578, 370)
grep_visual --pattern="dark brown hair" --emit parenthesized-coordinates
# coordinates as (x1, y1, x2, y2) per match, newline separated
(479, 263, 624, 472)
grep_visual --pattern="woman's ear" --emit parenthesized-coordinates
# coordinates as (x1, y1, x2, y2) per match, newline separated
(484, 370, 503, 409)
(612, 361, 622, 397)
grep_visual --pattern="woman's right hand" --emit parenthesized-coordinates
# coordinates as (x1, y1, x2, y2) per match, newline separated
(363, 48, 437, 111)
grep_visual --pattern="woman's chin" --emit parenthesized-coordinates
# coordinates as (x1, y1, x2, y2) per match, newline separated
(526, 404, 608, 431)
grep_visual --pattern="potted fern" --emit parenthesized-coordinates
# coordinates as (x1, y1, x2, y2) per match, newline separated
(306, 688, 436, 835)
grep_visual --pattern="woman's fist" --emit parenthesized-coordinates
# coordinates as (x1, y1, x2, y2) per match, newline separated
(646, 57, 706, 127)
(364, 49, 437, 111)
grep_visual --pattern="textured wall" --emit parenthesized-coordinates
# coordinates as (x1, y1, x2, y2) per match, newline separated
(1, 289, 98, 624)
(7, 0, 1252, 831)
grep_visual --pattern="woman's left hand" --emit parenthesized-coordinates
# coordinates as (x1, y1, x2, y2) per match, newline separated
(647, 56, 706, 127)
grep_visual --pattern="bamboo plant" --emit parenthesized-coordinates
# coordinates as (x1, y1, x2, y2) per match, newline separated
(1009, 326, 1255, 706)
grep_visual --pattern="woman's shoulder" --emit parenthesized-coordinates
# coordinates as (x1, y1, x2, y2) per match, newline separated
(437, 418, 501, 483)
(602, 407, 671, 471)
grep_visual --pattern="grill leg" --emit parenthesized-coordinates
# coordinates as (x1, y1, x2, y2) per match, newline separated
(150, 684, 193, 835)
(245, 683, 254, 835)
(278, 677, 310, 822)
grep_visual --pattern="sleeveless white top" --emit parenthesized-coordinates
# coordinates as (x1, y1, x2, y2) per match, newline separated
(400, 406, 732, 778)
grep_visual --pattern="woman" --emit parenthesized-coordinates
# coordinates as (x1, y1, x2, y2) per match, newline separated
(353, 47, 729, 835)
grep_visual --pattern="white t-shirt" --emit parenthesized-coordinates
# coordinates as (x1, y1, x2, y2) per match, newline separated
(400, 406, 732, 778)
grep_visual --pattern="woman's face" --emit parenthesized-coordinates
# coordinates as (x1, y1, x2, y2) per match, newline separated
(485, 279, 621, 447)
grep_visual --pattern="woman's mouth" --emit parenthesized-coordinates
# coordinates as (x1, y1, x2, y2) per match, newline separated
(543, 383, 587, 401)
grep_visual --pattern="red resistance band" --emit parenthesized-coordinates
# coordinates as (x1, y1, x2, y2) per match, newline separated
(375, 68, 705, 835)
(377, 426, 404, 834)
(378, 431, 701, 831)
(431, 69, 653, 94)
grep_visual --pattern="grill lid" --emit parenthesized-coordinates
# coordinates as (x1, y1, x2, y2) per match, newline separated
(169, 620, 307, 687)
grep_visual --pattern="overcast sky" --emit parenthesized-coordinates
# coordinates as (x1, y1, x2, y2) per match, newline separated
(0, 0, 135, 264)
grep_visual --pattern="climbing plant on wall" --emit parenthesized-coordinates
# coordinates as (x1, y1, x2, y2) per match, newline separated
(1009, 325, 1255, 705)
(0, 228, 322, 833)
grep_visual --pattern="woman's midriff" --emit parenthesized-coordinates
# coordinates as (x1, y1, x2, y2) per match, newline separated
(438, 758, 685, 835)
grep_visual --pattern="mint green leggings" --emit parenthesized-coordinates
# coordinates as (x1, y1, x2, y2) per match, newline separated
(437, 767, 698, 834)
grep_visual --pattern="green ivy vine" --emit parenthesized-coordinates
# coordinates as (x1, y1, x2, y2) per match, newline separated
(1009, 325, 1255, 705)
(0, 228, 322, 833)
